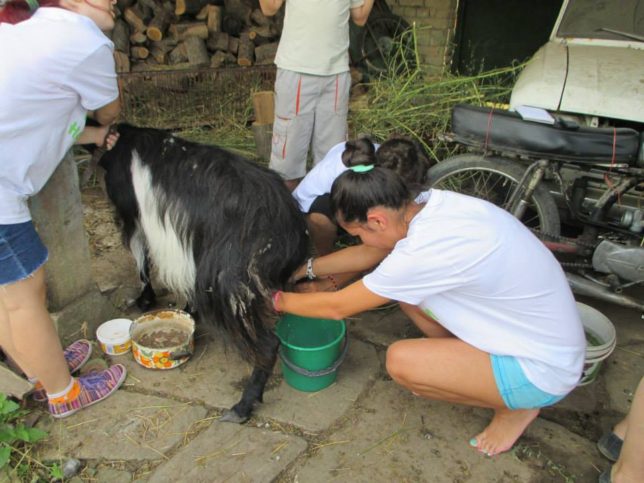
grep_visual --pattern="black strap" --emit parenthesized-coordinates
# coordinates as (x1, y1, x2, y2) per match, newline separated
(278, 335, 349, 377)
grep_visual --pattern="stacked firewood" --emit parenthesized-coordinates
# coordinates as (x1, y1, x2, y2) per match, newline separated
(111, 0, 283, 72)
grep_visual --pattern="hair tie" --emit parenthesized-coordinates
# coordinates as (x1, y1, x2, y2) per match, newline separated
(350, 164, 374, 173)
(25, 0, 39, 11)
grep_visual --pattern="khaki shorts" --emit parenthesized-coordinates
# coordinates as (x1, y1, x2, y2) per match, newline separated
(269, 68, 350, 180)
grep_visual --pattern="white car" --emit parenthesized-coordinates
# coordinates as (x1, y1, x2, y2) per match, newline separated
(510, 0, 644, 126)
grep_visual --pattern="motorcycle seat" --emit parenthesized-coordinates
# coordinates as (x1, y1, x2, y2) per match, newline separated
(450, 104, 640, 165)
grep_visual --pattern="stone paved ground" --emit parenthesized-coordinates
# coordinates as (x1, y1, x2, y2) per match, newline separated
(33, 293, 642, 483)
(28, 186, 641, 482)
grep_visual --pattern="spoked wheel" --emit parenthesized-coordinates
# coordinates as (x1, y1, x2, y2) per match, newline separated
(354, 14, 415, 73)
(427, 154, 561, 236)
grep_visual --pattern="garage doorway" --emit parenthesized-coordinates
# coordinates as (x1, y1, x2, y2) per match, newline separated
(453, 0, 563, 75)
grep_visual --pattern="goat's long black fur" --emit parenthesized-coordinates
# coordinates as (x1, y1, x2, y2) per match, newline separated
(98, 124, 308, 422)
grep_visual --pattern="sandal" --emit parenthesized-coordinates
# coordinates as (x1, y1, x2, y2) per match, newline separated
(597, 431, 623, 462)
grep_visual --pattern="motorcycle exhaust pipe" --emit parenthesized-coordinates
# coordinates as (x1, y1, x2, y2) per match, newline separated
(566, 272, 644, 312)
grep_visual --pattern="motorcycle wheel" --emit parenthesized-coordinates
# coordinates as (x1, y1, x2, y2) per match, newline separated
(427, 154, 561, 236)
(353, 14, 415, 74)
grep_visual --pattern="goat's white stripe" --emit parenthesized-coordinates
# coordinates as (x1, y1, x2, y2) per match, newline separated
(131, 151, 196, 299)
(128, 221, 148, 283)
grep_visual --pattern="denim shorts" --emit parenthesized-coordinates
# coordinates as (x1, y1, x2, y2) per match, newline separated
(0, 221, 48, 286)
(491, 354, 566, 410)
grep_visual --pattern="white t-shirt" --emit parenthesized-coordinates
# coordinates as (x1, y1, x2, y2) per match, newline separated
(0, 8, 118, 224)
(275, 0, 364, 76)
(363, 190, 586, 395)
(292, 141, 380, 213)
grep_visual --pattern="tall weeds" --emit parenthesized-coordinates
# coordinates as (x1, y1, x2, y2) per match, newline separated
(349, 25, 523, 162)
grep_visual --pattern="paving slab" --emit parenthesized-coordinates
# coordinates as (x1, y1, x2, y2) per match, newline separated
(292, 379, 538, 483)
(347, 306, 421, 347)
(116, 330, 379, 433)
(259, 338, 379, 432)
(36, 391, 207, 461)
(147, 419, 307, 483)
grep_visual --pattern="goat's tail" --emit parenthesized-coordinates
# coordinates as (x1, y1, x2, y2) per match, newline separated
(192, 205, 308, 370)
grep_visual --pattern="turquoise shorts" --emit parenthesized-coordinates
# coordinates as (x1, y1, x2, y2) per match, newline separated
(490, 354, 567, 410)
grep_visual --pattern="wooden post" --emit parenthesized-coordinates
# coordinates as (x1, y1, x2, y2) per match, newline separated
(252, 91, 275, 124)
(114, 50, 131, 72)
(252, 122, 273, 161)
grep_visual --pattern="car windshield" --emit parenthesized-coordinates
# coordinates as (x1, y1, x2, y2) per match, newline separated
(556, 0, 644, 40)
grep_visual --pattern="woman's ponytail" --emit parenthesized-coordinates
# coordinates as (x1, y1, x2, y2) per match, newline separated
(341, 137, 376, 167)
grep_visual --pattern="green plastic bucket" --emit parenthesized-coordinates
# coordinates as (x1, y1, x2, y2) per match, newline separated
(275, 314, 348, 392)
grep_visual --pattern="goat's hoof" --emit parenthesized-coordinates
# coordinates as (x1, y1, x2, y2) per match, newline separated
(219, 409, 249, 424)
(135, 297, 156, 312)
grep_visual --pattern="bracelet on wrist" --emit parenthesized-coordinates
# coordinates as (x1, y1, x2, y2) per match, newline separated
(272, 290, 283, 313)
(305, 257, 316, 280)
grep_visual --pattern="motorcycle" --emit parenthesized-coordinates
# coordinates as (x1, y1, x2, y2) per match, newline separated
(427, 104, 644, 311)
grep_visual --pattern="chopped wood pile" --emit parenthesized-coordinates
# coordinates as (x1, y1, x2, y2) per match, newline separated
(112, 0, 283, 73)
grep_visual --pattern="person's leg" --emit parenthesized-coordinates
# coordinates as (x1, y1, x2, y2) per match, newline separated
(308, 213, 338, 256)
(386, 337, 539, 456)
(269, 69, 314, 189)
(0, 267, 71, 393)
(311, 72, 350, 165)
(610, 377, 644, 483)
(399, 303, 454, 338)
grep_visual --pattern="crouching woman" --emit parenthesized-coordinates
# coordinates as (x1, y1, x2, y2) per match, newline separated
(275, 165, 585, 456)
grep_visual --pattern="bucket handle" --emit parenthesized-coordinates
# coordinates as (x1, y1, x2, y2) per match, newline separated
(279, 335, 349, 378)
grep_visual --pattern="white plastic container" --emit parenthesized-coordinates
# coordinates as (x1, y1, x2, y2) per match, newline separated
(576, 302, 617, 386)
(96, 318, 133, 355)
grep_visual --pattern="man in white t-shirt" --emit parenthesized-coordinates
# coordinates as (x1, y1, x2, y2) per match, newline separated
(259, 0, 374, 191)
(277, 167, 586, 458)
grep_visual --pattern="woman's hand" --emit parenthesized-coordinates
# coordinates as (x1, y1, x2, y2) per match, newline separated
(289, 261, 308, 284)
(97, 125, 119, 150)
(102, 128, 120, 151)
(75, 124, 119, 150)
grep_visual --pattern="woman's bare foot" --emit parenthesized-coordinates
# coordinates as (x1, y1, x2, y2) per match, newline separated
(612, 417, 628, 440)
(470, 408, 540, 456)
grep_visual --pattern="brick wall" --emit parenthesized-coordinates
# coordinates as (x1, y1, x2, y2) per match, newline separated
(385, 0, 457, 73)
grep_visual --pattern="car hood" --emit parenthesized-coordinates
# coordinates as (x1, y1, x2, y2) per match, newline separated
(510, 42, 644, 123)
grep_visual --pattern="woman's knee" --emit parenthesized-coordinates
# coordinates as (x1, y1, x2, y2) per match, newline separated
(308, 213, 335, 231)
(2, 268, 47, 311)
(385, 341, 413, 383)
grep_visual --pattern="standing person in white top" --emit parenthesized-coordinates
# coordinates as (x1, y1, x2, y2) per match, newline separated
(259, 0, 375, 191)
(0, 0, 127, 418)
(274, 166, 586, 456)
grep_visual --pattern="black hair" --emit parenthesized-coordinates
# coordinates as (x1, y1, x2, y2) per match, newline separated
(375, 137, 432, 195)
(330, 167, 412, 223)
(341, 138, 377, 167)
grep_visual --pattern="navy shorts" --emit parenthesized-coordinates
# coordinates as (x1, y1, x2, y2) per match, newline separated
(0, 221, 48, 286)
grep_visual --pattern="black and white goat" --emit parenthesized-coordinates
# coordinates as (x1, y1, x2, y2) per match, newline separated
(97, 124, 309, 423)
